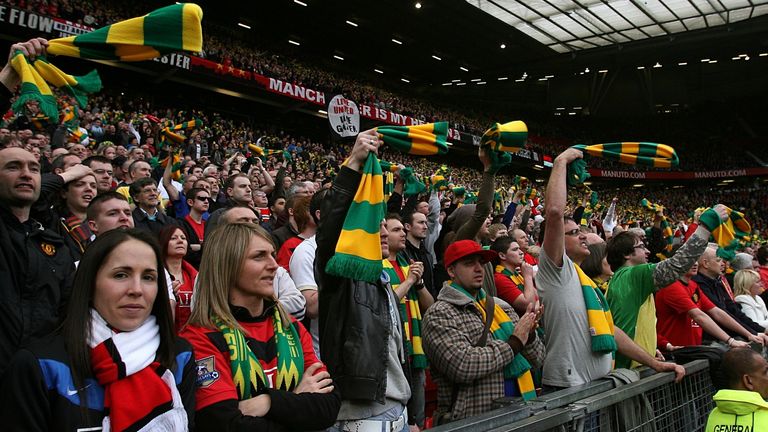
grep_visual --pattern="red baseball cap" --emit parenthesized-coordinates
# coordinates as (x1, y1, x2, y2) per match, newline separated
(444, 240, 497, 269)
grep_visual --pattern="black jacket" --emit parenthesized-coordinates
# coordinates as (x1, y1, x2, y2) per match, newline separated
(0, 204, 74, 378)
(316, 166, 408, 404)
(402, 238, 436, 299)
(693, 272, 764, 335)
(132, 207, 179, 238)
(1, 332, 196, 432)
(178, 216, 203, 269)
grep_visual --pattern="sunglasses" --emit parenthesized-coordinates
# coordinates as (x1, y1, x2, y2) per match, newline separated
(195, 196, 210, 201)
(565, 228, 581, 236)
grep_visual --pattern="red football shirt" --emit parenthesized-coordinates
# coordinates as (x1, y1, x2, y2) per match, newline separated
(180, 311, 324, 410)
(655, 279, 716, 347)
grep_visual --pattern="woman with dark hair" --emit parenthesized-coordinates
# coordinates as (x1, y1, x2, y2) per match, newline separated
(1, 229, 196, 431)
(180, 222, 340, 431)
(159, 225, 198, 331)
(581, 242, 614, 292)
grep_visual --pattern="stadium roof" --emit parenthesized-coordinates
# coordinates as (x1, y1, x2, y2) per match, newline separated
(467, 0, 768, 53)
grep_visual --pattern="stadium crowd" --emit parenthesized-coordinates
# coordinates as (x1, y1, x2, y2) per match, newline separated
(1, 6, 768, 431)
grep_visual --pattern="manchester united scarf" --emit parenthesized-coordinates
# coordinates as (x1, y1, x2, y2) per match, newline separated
(481, 120, 528, 171)
(10, 3, 203, 118)
(213, 306, 303, 400)
(495, 265, 525, 293)
(327, 123, 449, 284)
(88, 311, 187, 432)
(567, 142, 679, 186)
(451, 282, 536, 400)
(383, 256, 427, 369)
(698, 206, 752, 261)
(574, 264, 616, 353)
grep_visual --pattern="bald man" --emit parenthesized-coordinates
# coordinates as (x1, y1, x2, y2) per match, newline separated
(693, 244, 768, 343)
(512, 228, 538, 266)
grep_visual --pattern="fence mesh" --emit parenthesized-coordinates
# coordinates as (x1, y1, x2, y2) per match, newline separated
(570, 366, 716, 432)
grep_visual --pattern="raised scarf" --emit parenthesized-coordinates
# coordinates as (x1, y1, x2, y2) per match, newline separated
(567, 142, 679, 186)
(495, 265, 525, 293)
(450, 282, 536, 400)
(326, 123, 448, 283)
(88, 310, 187, 432)
(213, 306, 304, 400)
(698, 206, 752, 261)
(160, 119, 202, 148)
(248, 143, 291, 161)
(10, 4, 202, 118)
(161, 151, 184, 181)
(574, 264, 617, 353)
(383, 256, 427, 369)
(481, 120, 528, 171)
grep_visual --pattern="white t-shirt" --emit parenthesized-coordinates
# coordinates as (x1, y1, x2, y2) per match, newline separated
(535, 250, 613, 387)
(289, 235, 320, 359)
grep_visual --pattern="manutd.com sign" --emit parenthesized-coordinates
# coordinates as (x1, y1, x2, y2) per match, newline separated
(588, 168, 768, 180)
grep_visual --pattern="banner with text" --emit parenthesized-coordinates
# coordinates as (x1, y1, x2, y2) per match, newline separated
(587, 167, 768, 180)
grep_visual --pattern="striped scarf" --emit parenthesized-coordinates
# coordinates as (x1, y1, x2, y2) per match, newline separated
(495, 265, 525, 293)
(10, 3, 202, 118)
(481, 120, 528, 171)
(574, 264, 616, 353)
(383, 256, 427, 369)
(29, 113, 51, 132)
(213, 307, 303, 400)
(59, 104, 77, 128)
(248, 144, 291, 161)
(451, 282, 536, 400)
(376, 122, 449, 155)
(46, 3, 203, 61)
(567, 142, 679, 186)
(379, 161, 426, 197)
(61, 214, 92, 254)
(326, 123, 449, 283)
(698, 206, 751, 261)
(161, 151, 183, 181)
(67, 127, 89, 145)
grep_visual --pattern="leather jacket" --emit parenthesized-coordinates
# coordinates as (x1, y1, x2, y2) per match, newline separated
(315, 166, 401, 403)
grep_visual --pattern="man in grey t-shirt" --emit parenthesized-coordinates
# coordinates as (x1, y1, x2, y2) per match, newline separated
(536, 148, 685, 388)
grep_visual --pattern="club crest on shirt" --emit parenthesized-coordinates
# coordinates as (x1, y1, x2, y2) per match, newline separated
(40, 242, 56, 256)
(195, 355, 220, 387)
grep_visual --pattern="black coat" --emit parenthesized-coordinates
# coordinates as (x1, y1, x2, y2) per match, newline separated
(316, 166, 411, 405)
(0, 333, 196, 431)
(0, 204, 74, 377)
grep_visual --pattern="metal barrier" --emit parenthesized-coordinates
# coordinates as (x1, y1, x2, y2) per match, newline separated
(429, 360, 715, 432)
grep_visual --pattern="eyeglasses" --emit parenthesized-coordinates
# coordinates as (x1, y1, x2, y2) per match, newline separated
(195, 196, 210, 201)
(634, 243, 647, 250)
(565, 228, 581, 236)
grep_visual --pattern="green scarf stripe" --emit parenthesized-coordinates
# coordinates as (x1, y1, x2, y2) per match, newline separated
(574, 265, 617, 353)
(143, 6, 184, 52)
(383, 256, 427, 368)
(342, 201, 388, 232)
(568, 142, 679, 186)
(326, 154, 386, 284)
(399, 167, 427, 197)
(213, 307, 304, 400)
(377, 122, 449, 155)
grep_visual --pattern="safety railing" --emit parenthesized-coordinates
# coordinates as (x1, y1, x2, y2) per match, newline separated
(429, 360, 714, 432)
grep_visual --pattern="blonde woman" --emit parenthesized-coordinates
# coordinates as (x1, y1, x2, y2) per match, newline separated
(180, 223, 339, 431)
(734, 269, 768, 328)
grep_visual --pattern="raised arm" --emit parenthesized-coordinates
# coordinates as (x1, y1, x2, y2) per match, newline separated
(541, 148, 583, 267)
(652, 205, 728, 289)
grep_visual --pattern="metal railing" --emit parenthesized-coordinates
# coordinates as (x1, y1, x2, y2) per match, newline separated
(429, 360, 715, 432)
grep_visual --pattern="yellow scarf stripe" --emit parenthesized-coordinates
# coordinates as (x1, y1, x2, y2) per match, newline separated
(574, 264, 616, 353)
(382, 258, 427, 368)
(47, 3, 203, 61)
(326, 153, 386, 283)
(700, 206, 752, 260)
(376, 122, 449, 156)
(481, 120, 528, 153)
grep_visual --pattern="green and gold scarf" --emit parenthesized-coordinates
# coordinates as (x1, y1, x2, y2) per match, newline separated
(326, 123, 449, 283)
(383, 256, 427, 369)
(567, 142, 679, 186)
(574, 264, 616, 353)
(213, 306, 304, 400)
(698, 206, 752, 261)
(495, 265, 525, 293)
